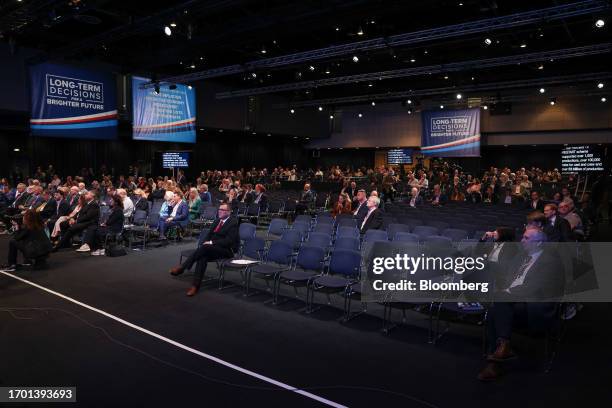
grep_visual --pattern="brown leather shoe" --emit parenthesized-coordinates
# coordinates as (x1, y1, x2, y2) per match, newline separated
(488, 339, 517, 362)
(169, 266, 184, 276)
(186, 286, 199, 297)
(477, 363, 503, 382)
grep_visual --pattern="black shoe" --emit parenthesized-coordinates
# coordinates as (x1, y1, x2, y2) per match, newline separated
(0, 264, 17, 272)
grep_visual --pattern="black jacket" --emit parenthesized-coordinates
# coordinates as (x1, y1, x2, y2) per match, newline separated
(253, 193, 268, 211)
(353, 200, 369, 222)
(11, 191, 30, 208)
(525, 199, 545, 211)
(133, 197, 149, 213)
(205, 216, 240, 253)
(501, 249, 565, 300)
(105, 207, 125, 233)
(75, 201, 100, 227)
(544, 216, 572, 242)
(13, 228, 53, 259)
(359, 208, 384, 234)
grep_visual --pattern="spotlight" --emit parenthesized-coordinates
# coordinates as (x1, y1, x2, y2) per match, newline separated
(335, 27, 340, 31)
(357, 27, 364, 36)
(483, 105, 488, 110)
(549, 98, 556, 105)
(329, 115, 334, 119)
(318, 106, 323, 111)
(484, 38, 492, 45)
(324, 69, 330, 74)
(290, 109, 295, 114)
(352, 55, 359, 63)
(190, 64, 195, 69)
(538, 64, 544, 70)
(539, 87, 546, 94)
(164, 26, 172, 36)
(444, 75, 449, 80)
(368, 83, 373, 87)
(261, 48, 267, 54)
(170, 22, 177, 27)
(520, 43, 527, 48)
(251, 72, 257, 78)
(597, 82, 604, 89)
(187, 85, 192, 90)
(601, 97, 607, 102)
(407, 109, 412, 114)
(456, 93, 462, 99)
(410, 58, 416, 63)
(440, 105, 444, 109)
(407, 99, 412, 104)
(358, 113, 363, 118)
(309, 65, 315, 71)
(371, 101, 376, 106)
(13, 148, 20, 152)
(595, 19, 605, 28)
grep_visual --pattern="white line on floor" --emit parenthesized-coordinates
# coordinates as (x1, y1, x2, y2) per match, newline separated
(0, 270, 348, 408)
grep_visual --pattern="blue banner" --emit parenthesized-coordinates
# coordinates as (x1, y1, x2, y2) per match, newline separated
(30, 63, 117, 139)
(421, 108, 480, 157)
(132, 77, 196, 143)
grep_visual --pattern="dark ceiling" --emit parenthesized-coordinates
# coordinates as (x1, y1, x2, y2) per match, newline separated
(0, 0, 610, 109)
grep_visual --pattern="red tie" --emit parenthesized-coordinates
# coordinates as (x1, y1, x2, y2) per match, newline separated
(214, 220, 224, 233)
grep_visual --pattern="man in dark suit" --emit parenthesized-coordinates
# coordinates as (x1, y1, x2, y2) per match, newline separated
(53, 191, 100, 252)
(169, 202, 239, 296)
(524, 190, 545, 211)
(429, 184, 448, 206)
(295, 183, 314, 215)
(343, 181, 358, 200)
(44, 190, 70, 233)
(406, 187, 424, 208)
(352, 189, 368, 222)
(543, 203, 572, 242)
(359, 196, 384, 235)
(478, 229, 564, 381)
(252, 184, 268, 211)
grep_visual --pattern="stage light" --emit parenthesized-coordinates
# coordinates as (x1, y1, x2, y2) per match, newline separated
(456, 93, 462, 99)
(595, 19, 605, 28)
(290, 109, 295, 114)
(261, 48, 267, 54)
(309, 65, 315, 71)
(539, 87, 546, 94)
(538, 64, 544, 70)
(352, 55, 359, 63)
(357, 28, 364, 36)
(407, 109, 412, 114)
(440, 105, 444, 109)
(601, 97, 607, 102)
(444, 75, 449, 80)
(368, 83, 373, 87)
(251, 72, 257, 78)
(329, 114, 334, 119)
(597, 82, 604, 89)
(164, 26, 172, 36)
(371, 101, 376, 106)
(335, 27, 340, 31)
(358, 113, 363, 118)
(199, 56, 204, 60)
(484, 38, 492, 45)
(190, 64, 195, 69)
(520, 43, 527, 48)
(549, 98, 556, 105)
(154, 84, 160, 95)
(170, 22, 177, 27)
(13, 148, 20, 152)
(483, 105, 488, 110)
(410, 58, 416, 63)
(324, 69, 330, 74)
(407, 99, 412, 104)
(187, 85, 192, 90)
(318, 106, 323, 111)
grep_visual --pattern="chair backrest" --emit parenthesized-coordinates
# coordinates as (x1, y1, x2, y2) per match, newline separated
(246, 203, 260, 216)
(307, 232, 332, 249)
(315, 215, 334, 225)
(313, 222, 334, 234)
(328, 249, 361, 278)
(281, 229, 303, 248)
(242, 237, 265, 259)
(267, 200, 284, 213)
(146, 212, 160, 227)
(424, 235, 453, 248)
(426, 220, 450, 234)
(334, 236, 361, 251)
(413, 225, 439, 241)
(387, 223, 411, 240)
(337, 217, 358, 228)
(292, 221, 311, 235)
(294, 214, 312, 224)
(266, 240, 293, 265)
(393, 232, 420, 243)
(363, 229, 388, 243)
(336, 226, 360, 239)
(442, 228, 469, 242)
(268, 218, 288, 236)
(132, 210, 147, 226)
(295, 245, 326, 271)
(239, 222, 257, 241)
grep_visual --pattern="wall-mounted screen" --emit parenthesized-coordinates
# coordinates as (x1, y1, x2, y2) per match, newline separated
(387, 148, 413, 164)
(30, 63, 117, 139)
(162, 151, 190, 168)
(561, 145, 605, 174)
(132, 77, 196, 143)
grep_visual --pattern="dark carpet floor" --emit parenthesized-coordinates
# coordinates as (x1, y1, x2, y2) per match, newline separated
(0, 235, 610, 408)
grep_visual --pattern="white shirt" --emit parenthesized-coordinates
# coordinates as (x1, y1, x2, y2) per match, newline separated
(123, 196, 134, 218)
(488, 242, 504, 262)
(353, 201, 366, 216)
(170, 200, 181, 217)
(509, 250, 543, 289)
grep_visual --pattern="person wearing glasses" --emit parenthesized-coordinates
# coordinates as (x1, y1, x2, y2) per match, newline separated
(169, 202, 239, 296)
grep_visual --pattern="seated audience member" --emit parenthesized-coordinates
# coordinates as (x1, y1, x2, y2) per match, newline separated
(149, 181, 166, 201)
(558, 198, 583, 237)
(45, 189, 70, 233)
(187, 188, 202, 221)
(90, 195, 125, 256)
(53, 191, 100, 252)
(23, 186, 46, 212)
(525, 190, 545, 211)
(359, 196, 383, 234)
(252, 184, 268, 210)
(158, 190, 189, 240)
(482, 185, 497, 204)
(551, 191, 562, 204)
(331, 193, 352, 217)
(352, 189, 368, 221)
(239, 184, 254, 204)
(525, 211, 547, 231)
(342, 181, 358, 200)
(225, 188, 238, 207)
(295, 183, 314, 215)
(1, 210, 52, 272)
(430, 184, 447, 206)
(543, 203, 572, 242)
(132, 189, 149, 213)
(449, 176, 465, 201)
(198, 184, 212, 203)
(66, 186, 81, 210)
(407, 187, 423, 208)
(478, 229, 564, 381)
(159, 191, 175, 219)
(169, 202, 239, 296)
(116, 189, 134, 219)
(1, 183, 29, 224)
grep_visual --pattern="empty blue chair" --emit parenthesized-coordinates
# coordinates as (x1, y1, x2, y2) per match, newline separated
(313, 222, 334, 234)
(274, 245, 326, 304)
(291, 221, 311, 236)
(238, 222, 257, 243)
(336, 226, 360, 239)
(426, 220, 450, 234)
(393, 232, 419, 243)
(424, 235, 453, 248)
(413, 225, 439, 242)
(247, 240, 294, 295)
(387, 223, 411, 240)
(442, 228, 469, 242)
(307, 232, 332, 250)
(220, 237, 265, 290)
(280, 229, 304, 250)
(363, 229, 388, 243)
(334, 236, 361, 251)
(307, 249, 361, 313)
(295, 214, 313, 225)
(337, 217, 358, 228)
(266, 218, 288, 241)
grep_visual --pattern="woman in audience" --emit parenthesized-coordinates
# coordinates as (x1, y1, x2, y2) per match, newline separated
(132, 189, 149, 213)
(449, 176, 465, 201)
(2, 210, 52, 271)
(51, 194, 85, 242)
(91, 195, 125, 256)
(159, 191, 175, 219)
(187, 188, 202, 221)
(331, 193, 352, 217)
(116, 188, 134, 219)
